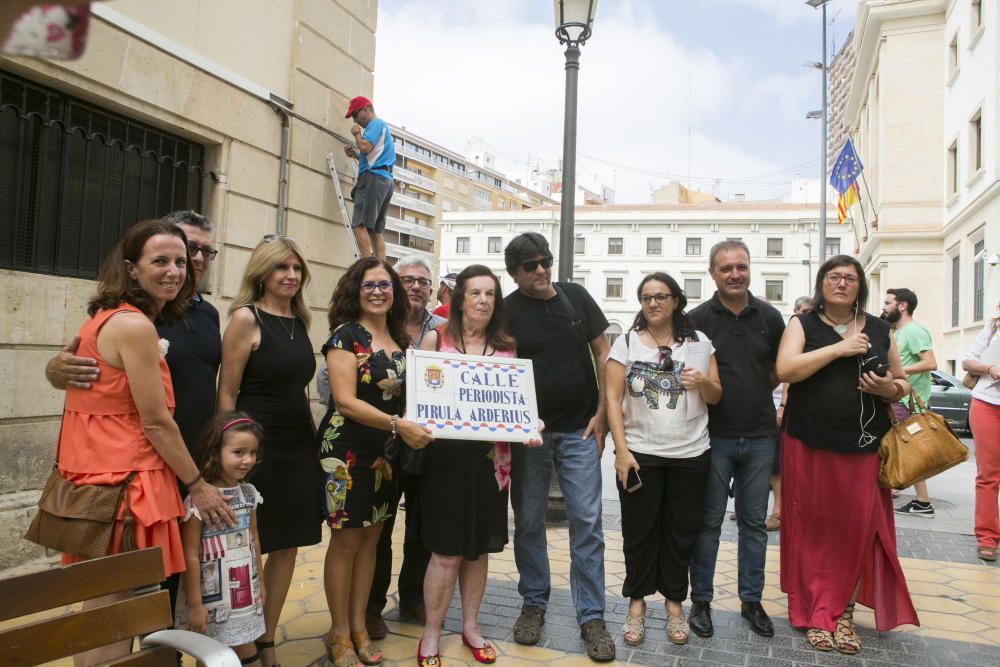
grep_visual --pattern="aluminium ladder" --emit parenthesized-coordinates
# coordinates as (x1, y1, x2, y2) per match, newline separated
(326, 152, 362, 261)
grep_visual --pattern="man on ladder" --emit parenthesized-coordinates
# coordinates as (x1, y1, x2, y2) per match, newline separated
(343, 95, 395, 261)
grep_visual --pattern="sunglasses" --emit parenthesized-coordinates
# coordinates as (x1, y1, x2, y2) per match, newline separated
(658, 345, 674, 372)
(520, 257, 554, 273)
(263, 234, 294, 243)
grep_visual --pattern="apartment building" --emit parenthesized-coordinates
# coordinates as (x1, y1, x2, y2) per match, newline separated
(439, 203, 852, 341)
(386, 124, 557, 270)
(842, 0, 999, 374)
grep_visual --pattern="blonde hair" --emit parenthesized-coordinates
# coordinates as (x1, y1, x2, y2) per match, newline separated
(230, 236, 312, 327)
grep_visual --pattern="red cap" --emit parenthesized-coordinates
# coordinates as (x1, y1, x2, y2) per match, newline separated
(345, 96, 373, 118)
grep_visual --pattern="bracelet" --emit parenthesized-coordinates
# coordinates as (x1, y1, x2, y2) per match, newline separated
(390, 415, 398, 438)
(184, 471, 204, 488)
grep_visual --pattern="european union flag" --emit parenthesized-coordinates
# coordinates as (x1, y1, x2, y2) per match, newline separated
(830, 138, 863, 195)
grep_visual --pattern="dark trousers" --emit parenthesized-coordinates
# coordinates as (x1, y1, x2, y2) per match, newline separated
(618, 449, 711, 602)
(367, 470, 429, 615)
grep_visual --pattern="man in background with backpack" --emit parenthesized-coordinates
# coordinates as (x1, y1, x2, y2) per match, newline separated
(502, 232, 615, 662)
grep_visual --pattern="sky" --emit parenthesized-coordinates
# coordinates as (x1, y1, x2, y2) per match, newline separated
(373, 0, 859, 204)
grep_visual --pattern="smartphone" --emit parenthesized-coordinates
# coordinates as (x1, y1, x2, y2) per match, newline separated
(859, 355, 888, 377)
(625, 468, 642, 493)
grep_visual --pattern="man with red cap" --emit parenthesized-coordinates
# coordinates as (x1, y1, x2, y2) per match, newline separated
(344, 95, 396, 260)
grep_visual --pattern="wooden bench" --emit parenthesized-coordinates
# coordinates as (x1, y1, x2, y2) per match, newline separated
(0, 547, 239, 666)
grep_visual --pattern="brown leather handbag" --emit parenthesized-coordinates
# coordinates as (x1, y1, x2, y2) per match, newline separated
(878, 393, 969, 489)
(24, 424, 138, 559)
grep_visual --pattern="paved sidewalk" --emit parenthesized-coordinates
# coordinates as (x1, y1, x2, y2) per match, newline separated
(10, 437, 999, 666)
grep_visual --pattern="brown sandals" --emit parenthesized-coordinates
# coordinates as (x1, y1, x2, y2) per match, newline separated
(350, 630, 383, 665)
(833, 604, 861, 654)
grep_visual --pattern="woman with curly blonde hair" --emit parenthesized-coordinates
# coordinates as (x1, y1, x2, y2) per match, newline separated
(218, 234, 322, 667)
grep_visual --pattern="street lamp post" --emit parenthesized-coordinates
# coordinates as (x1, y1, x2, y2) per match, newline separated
(806, 0, 829, 263)
(554, 0, 598, 282)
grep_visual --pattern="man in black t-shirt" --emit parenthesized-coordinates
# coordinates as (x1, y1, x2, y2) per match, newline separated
(686, 240, 785, 640)
(503, 233, 616, 663)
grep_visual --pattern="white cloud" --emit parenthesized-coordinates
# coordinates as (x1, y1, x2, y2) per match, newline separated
(373, 1, 830, 203)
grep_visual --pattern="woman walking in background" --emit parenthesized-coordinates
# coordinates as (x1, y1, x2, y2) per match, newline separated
(962, 304, 1000, 561)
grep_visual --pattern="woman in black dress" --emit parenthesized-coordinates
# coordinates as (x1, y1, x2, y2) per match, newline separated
(416, 265, 542, 666)
(318, 257, 433, 667)
(218, 234, 321, 667)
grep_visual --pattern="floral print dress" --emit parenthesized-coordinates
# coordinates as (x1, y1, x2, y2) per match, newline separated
(317, 322, 405, 529)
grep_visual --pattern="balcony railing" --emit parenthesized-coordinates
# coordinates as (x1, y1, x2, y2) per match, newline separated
(392, 191, 437, 217)
(386, 242, 435, 266)
(394, 166, 437, 193)
(385, 216, 436, 241)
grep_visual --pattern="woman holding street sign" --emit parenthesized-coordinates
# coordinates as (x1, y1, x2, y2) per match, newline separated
(606, 272, 721, 646)
(318, 256, 433, 667)
(416, 264, 542, 666)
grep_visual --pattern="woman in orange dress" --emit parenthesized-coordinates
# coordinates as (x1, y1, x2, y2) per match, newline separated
(57, 219, 231, 666)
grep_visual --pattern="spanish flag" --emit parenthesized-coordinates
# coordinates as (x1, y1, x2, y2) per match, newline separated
(837, 181, 859, 224)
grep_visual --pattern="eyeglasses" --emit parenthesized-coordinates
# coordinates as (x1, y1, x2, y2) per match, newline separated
(187, 243, 218, 261)
(400, 276, 432, 289)
(360, 280, 393, 293)
(640, 293, 674, 305)
(520, 257, 554, 273)
(825, 272, 859, 285)
(263, 234, 294, 243)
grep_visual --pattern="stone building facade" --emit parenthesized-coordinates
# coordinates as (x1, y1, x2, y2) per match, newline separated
(0, 0, 378, 568)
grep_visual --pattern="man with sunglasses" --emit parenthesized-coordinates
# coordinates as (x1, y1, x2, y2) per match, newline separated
(344, 95, 395, 261)
(502, 233, 616, 662)
(686, 240, 786, 640)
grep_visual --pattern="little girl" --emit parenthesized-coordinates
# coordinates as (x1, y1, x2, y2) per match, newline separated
(176, 411, 267, 665)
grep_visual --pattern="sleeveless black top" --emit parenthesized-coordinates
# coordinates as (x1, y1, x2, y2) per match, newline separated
(785, 310, 892, 454)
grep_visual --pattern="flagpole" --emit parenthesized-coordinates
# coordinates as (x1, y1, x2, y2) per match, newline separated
(819, 0, 829, 262)
(858, 170, 879, 228)
(854, 185, 870, 240)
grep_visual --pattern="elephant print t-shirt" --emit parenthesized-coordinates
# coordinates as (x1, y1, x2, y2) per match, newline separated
(608, 330, 713, 459)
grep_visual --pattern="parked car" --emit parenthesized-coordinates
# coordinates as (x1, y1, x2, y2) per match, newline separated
(929, 370, 972, 433)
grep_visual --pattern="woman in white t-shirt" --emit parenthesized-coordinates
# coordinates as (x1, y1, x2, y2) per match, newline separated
(607, 272, 722, 647)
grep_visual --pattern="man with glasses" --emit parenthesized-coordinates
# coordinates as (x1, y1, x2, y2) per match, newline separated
(502, 232, 616, 662)
(687, 240, 785, 640)
(344, 96, 395, 261)
(363, 256, 444, 638)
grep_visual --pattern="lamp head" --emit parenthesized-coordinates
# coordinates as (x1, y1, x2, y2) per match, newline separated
(554, 0, 599, 46)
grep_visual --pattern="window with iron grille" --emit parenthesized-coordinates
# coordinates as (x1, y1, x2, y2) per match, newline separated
(0, 69, 207, 279)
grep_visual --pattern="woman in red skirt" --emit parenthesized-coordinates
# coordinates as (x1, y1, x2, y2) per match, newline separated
(776, 255, 919, 655)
